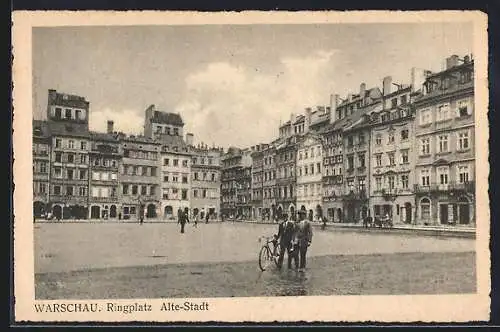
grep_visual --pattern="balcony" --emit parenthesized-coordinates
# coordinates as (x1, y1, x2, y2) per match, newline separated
(343, 189, 367, 201)
(414, 181, 475, 194)
(381, 188, 398, 201)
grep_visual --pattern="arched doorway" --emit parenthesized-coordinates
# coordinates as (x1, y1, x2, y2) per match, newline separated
(420, 197, 431, 223)
(337, 208, 343, 223)
(458, 196, 470, 224)
(146, 204, 156, 218)
(404, 202, 412, 224)
(53, 205, 62, 220)
(33, 201, 45, 218)
(91, 206, 100, 219)
(110, 205, 117, 218)
(164, 205, 173, 218)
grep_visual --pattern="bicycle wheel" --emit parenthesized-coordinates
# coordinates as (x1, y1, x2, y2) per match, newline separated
(258, 245, 273, 271)
(273, 243, 282, 267)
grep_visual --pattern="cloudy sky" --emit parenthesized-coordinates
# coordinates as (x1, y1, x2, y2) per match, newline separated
(33, 23, 472, 148)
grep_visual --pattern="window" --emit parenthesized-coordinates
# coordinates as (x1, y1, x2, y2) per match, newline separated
(310, 148, 314, 158)
(347, 136, 354, 147)
(421, 138, 430, 155)
(182, 176, 188, 184)
(375, 154, 382, 167)
(211, 173, 216, 181)
(375, 177, 382, 190)
(55, 108, 62, 119)
(55, 152, 62, 162)
(388, 133, 395, 144)
(54, 167, 62, 178)
(66, 186, 73, 196)
(68, 140, 74, 149)
(193, 189, 198, 198)
(151, 168, 156, 177)
(172, 175, 179, 182)
(141, 185, 147, 195)
(40, 162, 47, 173)
(457, 100, 470, 117)
(388, 152, 395, 166)
(391, 98, 397, 109)
(67, 169, 74, 180)
(437, 103, 451, 122)
(458, 165, 470, 183)
(358, 177, 366, 192)
(80, 155, 86, 164)
(358, 134, 365, 145)
(164, 158, 169, 166)
(401, 174, 409, 189)
(182, 160, 188, 167)
(388, 176, 395, 190)
(53, 185, 61, 195)
(78, 187, 86, 196)
(401, 129, 409, 140)
(400, 95, 407, 105)
(65, 109, 72, 119)
(132, 185, 138, 195)
(316, 163, 321, 174)
(375, 134, 382, 145)
(310, 164, 314, 175)
(401, 150, 409, 164)
(149, 186, 156, 196)
(304, 166, 308, 175)
(55, 138, 62, 148)
(79, 169, 86, 180)
(173, 159, 179, 167)
(420, 109, 432, 125)
(67, 153, 74, 163)
(123, 184, 129, 195)
(438, 135, 449, 153)
(438, 166, 449, 185)
(173, 128, 179, 136)
(347, 178, 354, 191)
(421, 169, 430, 186)
(421, 198, 431, 220)
(347, 155, 354, 170)
(358, 153, 365, 168)
(92, 171, 100, 180)
(298, 152, 303, 160)
(457, 131, 470, 150)
(202, 189, 206, 198)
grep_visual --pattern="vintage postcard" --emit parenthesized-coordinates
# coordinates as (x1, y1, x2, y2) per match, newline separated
(12, 10, 490, 323)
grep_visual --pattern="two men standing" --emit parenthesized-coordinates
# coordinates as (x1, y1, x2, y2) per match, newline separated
(275, 212, 313, 272)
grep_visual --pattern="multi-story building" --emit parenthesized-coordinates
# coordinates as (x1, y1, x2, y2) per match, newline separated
(119, 134, 161, 220)
(262, 141, 277, 221)
(32, 120, 51, 217)
(46, 89, 90, 220)
(308, 105, 332, 133)
(368, 71, 429, 224)
(296, 132, 324, 221)
(321, 94, 345, 222)
(221, 147, 252, 219)
(88, 121, 122, 220)
(144, 106, 192, 220)
(189, 138, 223, 221)
(250, 144, 268, 220)
(413, 54, 475, 225)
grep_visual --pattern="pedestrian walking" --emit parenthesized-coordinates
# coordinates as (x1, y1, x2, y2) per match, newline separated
(294, 212, 313, 272)
(193, 213, 198, 228)
(179, 210, 187, 234)
(205, 212, 210, 224)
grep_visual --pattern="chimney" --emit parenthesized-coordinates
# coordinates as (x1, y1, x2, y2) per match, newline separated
(446, 55, 459, 69)
(329, 94, 340, 124)
(347, 93, 353, 102)
(464, 55, 471, 64)
(290, 112, 296, 124)
(383, 76, 392, 95)
(107, 120, 114, 134)
(305, 107, 312, 130)
(360, 82, 366, 99)
(186, 133, 194, 146)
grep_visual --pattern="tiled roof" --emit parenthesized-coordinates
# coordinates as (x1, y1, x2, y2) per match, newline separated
(151, 111, 184, 126)
(48, 121, 90, 138)
(33, 120, 50, 138)
(89, 131, 119, 142)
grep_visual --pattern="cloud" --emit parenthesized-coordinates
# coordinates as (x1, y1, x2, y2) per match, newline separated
(89, 107, 144, 134)
(176, 50, 338, 148)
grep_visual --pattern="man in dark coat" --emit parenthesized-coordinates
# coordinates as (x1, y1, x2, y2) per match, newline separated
(178, 208, 186, 233)
(294, 212, 313, 272)
(275, 214, 297, 270)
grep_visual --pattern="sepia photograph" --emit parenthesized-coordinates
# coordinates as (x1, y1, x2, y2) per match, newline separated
(13, 11, 490, 322)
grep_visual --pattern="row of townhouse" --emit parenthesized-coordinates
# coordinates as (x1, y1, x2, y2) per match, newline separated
(233, 54, 475, 226)
(32, 90, 223, 221)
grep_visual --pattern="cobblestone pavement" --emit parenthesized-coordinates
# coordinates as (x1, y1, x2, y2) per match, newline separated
(34, 222, 476, 299)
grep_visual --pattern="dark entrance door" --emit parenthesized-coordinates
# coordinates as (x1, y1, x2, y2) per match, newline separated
(53, 205, 62, 219)
(440, 204, 448, 224)
(405, 203, 412, 224)
(459, 204, 470, 224)
(146, 204, 156, 218)
(91, 206, 100, 219)
(110, 205, 117, 218)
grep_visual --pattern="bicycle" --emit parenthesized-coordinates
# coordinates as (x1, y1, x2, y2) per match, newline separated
(258, 236, 281, 271)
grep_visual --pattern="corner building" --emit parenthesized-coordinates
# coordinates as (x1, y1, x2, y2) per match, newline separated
(413, 55, 475, 225)
(32, 120, 51, 217)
